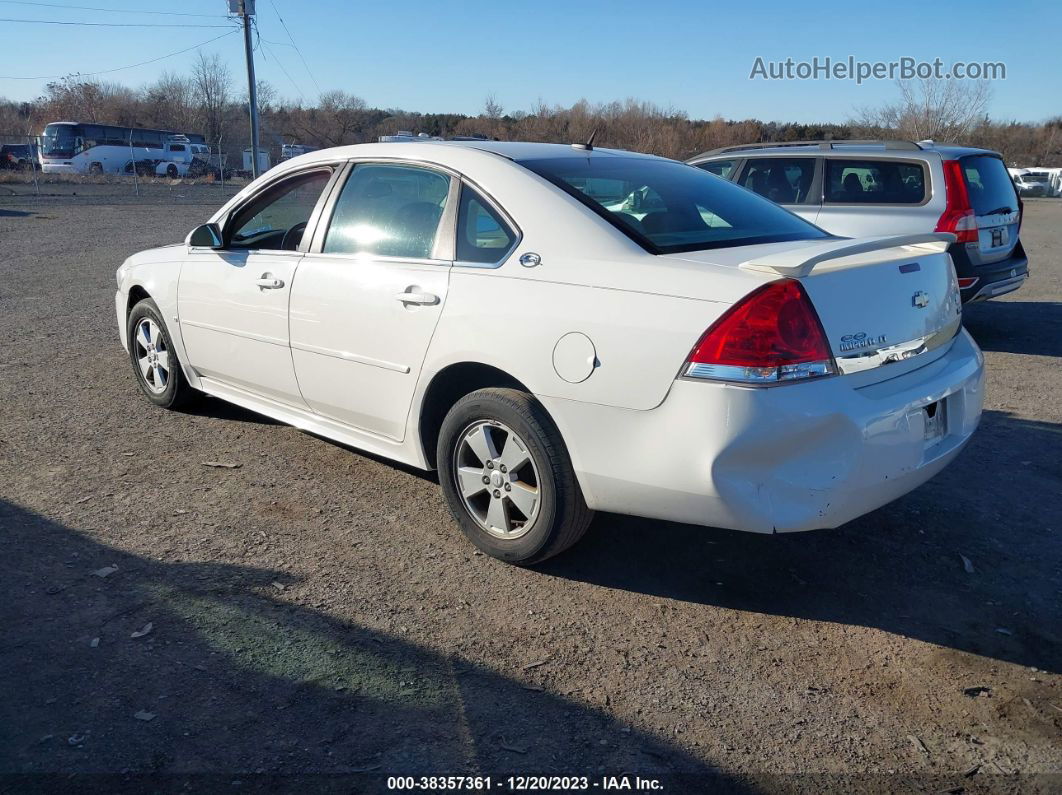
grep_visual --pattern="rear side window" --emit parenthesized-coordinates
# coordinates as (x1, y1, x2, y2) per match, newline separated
(738, 158, 815, 204)
(520, 156, 828, 254)
(324, 163, 451, 259)
(456, 186, 516, 264)
(961, 155, 1019, 215)
(696, 159, 737, 179)
(825, 159, 926, 204)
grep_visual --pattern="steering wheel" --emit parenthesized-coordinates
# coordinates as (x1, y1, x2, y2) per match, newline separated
(280, 221, 308, 251)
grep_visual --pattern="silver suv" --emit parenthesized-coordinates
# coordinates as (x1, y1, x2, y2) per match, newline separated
(688, 140, 1028, 303)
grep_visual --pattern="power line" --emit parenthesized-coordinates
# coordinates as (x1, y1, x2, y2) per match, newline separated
(0, 16, 237, 27)
(267, 0, 322, 97)
(0, 29, 238, 79)
(260, 39, 304, 103)
(0, 0, 230, 16)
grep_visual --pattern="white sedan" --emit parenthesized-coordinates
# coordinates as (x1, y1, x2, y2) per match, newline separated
(115, 141, 984, 563)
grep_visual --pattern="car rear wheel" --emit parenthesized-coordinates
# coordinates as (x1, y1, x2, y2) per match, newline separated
(437, 388, 593, 564)
(127, 299, 195, 409)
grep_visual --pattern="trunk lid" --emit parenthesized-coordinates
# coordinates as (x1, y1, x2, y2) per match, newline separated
(787, 241, 962, 377)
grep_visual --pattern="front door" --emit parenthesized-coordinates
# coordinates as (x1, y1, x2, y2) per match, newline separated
(178, 167, 334, 407)
(289, 162, 455, 440)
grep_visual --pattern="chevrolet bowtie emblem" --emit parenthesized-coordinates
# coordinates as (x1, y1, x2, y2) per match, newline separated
(912, 291, 930, 308)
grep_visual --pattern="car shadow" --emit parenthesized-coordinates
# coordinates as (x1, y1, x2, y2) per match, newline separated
(540, 409, 1062, 674)
(0, 499, 750, 791)
(0, 208, 35, 217)
(964, 300, 1062, 358)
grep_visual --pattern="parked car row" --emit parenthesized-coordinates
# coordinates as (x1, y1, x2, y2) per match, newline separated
(688, 140, 1029, 303)
(1008, 167, 1062, 198)
(116, 139, 987, 564)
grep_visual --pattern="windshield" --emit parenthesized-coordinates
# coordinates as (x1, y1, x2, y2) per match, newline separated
(519, 156, 829, 254)
(41, 123, 80, 157)
(962, 155, 1019, 215)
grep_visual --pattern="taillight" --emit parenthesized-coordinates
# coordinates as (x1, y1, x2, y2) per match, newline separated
(935, 159, 978, 243)
(684, 279, 836, 384)
(957, 277, 979, 290)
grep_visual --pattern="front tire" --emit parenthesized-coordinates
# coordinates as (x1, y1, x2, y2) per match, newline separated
(127, 299, 195, 409)
(166, 164, 179, 179)
(437, 388, 593, 564)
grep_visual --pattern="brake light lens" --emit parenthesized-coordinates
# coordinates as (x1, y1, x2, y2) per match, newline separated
(935, 159, 978, 244)
(956, 277, 979, 290)
(684, 280, 836, 384)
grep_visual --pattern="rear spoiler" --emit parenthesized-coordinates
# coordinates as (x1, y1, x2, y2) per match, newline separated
(738, 233, 956, 278)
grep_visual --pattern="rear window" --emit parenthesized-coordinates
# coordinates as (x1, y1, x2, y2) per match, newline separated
(825, 159, 926, 204)
(519, 156, 829, 254)
(961, 155, 1019, 215)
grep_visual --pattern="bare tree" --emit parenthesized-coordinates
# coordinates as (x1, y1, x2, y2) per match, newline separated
(853, 78, 991, 143)
(192, 52, 231, 145)
(483, 93, 504, 120)
(143, 72, 198, 131)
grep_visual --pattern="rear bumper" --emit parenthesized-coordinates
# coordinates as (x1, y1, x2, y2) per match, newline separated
(951, 241, 1029, 304)
(543, 329, 984, 533)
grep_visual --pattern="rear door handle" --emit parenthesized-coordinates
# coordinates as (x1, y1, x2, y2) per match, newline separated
(395, 291, 439, 306)
(256, 276, 285, 289)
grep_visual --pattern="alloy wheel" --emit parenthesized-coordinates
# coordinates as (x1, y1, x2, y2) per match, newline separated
(453, 420, 541, 539)
(133, 318, 170, 395)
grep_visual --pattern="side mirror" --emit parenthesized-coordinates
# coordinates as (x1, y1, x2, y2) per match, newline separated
(188, 222, 223, 249)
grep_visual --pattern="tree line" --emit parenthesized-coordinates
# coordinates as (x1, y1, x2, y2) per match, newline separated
(1, 55, 1059, 167)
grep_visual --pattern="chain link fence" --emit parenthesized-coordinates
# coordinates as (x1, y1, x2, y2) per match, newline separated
(0, 131, 258, 206)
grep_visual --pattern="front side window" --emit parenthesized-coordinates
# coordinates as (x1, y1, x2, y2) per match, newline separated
(824, 159, 926, 204)
(456, 186, 517, 263)
(227, 169, 332, 251)
(738, 158, 815, 204)
(324, 163, 450, 259)
(520, 156, 828, 254)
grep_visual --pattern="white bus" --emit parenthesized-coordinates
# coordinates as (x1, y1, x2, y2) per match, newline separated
(39, 121, 207, 175)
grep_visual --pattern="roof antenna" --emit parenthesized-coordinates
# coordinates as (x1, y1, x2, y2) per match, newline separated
(572, 127, 598, 151)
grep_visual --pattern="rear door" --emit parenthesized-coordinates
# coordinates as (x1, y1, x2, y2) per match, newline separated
(288, 162, 455, 440)
(960, 154, 1021, 266)
(814, 157, 933, 236)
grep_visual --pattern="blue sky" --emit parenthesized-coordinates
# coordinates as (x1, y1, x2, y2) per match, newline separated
(0, 0, 1058, 123)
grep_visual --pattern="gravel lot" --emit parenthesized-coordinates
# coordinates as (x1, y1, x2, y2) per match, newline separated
(1, 187, 1059, 793)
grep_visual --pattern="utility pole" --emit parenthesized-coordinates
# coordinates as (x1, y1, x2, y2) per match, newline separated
(231, 0, 261, 178)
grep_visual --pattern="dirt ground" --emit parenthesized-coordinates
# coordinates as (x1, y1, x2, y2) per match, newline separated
(0, 187, 1059, 794)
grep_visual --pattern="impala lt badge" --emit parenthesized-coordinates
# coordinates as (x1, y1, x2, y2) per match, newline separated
(839, 332, 887, 352)
(912, 291, 930, 308)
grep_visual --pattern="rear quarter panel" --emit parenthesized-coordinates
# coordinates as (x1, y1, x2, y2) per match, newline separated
(422, 267, 729, 411)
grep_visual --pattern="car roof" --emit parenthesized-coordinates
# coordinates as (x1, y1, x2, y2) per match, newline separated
(689, 142, 1000, 161)
(286, 140, 664, 169)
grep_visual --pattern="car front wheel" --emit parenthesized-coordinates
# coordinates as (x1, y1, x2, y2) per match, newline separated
(437, 388, 593, 564)
(127, 298, 195, 409)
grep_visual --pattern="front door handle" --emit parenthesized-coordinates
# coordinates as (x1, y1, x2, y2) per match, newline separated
(395, 291, 439, 306)
(256, 275, 285, 289)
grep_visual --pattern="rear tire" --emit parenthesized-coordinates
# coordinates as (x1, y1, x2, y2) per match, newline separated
(88, 162, 103, 175)
(437, 388, 593, 564)
(127, 298, 195, 409)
